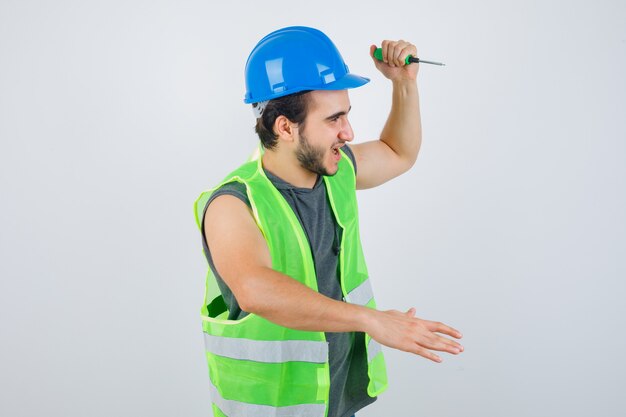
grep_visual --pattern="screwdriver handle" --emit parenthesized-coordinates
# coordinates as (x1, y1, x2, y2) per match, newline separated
(373, 48, 445, 66)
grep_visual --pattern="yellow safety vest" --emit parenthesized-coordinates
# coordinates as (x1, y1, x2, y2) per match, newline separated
(194, 150, 387, 417)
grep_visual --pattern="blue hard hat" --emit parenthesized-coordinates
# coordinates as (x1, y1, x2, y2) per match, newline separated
(244, 26, 369, 104)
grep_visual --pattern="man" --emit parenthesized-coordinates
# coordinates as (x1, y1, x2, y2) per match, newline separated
(194, 26, 463, 417)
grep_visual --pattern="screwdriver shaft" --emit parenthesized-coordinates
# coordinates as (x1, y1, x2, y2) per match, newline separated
(407, 57, 445, 66)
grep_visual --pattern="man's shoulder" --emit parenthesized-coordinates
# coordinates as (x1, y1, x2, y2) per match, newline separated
(205, 158, 260, 212)
(207, 181, 251, 211)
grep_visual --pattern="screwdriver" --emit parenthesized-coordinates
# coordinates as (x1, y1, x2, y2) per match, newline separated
(374, 48, 445, 66)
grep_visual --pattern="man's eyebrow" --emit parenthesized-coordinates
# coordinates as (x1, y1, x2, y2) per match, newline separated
(325, 106, 352, 120)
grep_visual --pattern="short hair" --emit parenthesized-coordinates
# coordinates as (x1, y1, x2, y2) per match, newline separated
(254, 90, 311, 150)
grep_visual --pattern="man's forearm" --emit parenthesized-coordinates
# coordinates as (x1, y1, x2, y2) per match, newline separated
(240, 266, 374, 333)
(380, 80, 422, 166)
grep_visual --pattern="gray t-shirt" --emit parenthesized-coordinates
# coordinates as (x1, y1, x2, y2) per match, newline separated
(200, 145, 375, 417)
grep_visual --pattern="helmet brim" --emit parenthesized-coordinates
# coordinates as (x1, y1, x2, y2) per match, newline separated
(244, 73, 370, 104)
(317, 73, 370, 91)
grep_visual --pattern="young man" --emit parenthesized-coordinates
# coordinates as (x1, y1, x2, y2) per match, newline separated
(195, 26, 463, 417)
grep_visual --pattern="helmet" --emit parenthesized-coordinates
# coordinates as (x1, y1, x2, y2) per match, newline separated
(243, 26, 369, 104)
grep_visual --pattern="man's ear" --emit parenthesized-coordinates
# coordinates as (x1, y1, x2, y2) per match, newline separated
(273, 115, 298, 143)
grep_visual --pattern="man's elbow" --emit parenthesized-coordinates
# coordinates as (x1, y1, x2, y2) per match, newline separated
(398, 152, 419, 174)
(232, 282, 259, 314)
(230, 270, 271, 315)
(389, 142, 420, 174)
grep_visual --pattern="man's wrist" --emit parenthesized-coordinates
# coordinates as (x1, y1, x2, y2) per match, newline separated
(351, 303, 377, 334)
(392, 78, 418, 91)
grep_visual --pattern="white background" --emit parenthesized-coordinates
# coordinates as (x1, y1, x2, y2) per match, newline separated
(1, 1, 625, 416)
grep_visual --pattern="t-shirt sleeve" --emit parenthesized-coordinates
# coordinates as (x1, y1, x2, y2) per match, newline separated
(204, 181, 251, 213)
(342, 144, 357, 176)
(200, 181, 250, 321)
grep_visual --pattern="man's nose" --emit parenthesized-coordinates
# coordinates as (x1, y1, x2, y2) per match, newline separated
(338, 119, 354, 142)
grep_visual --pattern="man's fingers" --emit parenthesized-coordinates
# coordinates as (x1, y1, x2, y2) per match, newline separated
(411, 344, 442, 363)
(413, 332, 455, 352)
(391, 42, 404, 66)
(440, 335, 464, 352)
(398, 44, 417, 66)
(411, 318, 464, 354)
(423, 320, 463, 339)
(432, 335, 464, 354)
(411, 335, 463, 358)
(393, 41, 410, 66)
(381, 40, 391, 64)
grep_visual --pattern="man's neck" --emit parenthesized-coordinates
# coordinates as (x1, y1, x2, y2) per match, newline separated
(261, 149, 318, 189)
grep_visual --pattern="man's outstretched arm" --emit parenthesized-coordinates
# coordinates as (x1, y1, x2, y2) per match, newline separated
(351, 40, 422, 190)
(204, 195, 463, 362)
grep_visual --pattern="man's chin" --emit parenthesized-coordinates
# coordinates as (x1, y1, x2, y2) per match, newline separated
(323, 165, 339, 177)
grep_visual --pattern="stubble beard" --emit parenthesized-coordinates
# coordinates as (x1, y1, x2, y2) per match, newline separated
(295, 131, 336, 177)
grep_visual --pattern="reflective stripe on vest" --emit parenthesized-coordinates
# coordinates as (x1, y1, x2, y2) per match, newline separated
(346, 279, 383, 364)
(346, 278, 373, 306)
(209, 378, 326, 417)
(367, 337, 383, 363)
(203, 333, 329, 363)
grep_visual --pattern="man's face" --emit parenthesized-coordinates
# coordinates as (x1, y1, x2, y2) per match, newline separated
(294, 90, 354, 177)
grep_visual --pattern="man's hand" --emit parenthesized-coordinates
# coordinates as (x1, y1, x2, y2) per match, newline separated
(369, 40, 419, 83)
(366, 307, 464, 363)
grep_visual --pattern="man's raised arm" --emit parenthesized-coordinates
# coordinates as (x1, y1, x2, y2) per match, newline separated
(352, 40, 422, 190)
